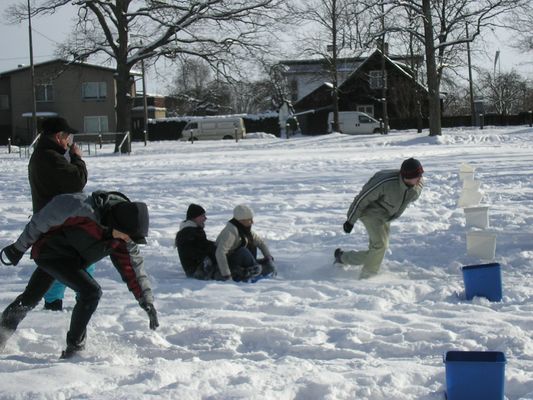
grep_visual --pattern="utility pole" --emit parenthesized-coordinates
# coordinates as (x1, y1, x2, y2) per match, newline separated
(466, 23, 475, 126)
(140, 42, 148, 146)
(380, 0, 389, 134)
(27, 0, 38, 141)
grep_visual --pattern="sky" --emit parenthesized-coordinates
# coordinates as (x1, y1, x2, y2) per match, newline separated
(0, 125, 532, 399)
(0, 1, 531, 96)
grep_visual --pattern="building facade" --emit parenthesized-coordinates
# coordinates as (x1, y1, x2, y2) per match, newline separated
(0, 59, 137, 145)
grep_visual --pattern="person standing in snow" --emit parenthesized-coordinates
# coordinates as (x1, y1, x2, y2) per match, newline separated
(28, 116, 94, 311)
(335, 158, 424, 279)
(175, 204, 218, 280)
(0, 191, 158, 358)
(215, 204, 277, 281)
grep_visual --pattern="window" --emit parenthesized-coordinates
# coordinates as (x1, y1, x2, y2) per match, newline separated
(0, 94, 9, 110)
(369, 70, 386, 89)
(357, 105, 374, 116)
(359, 115, 373, 123)
(82, 82, 107, 100)
(84, 116, 109, 133)
(36, 84, 54, 102)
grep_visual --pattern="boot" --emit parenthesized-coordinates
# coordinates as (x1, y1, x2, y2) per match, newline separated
(44, 299, 63, 311)
(334, 248, 344, 264)
(60, 331, 86, 359)
(0, 326, 14, 351)
(0, 297, 33, 350)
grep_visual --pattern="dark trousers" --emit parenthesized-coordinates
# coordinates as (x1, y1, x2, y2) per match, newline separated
(228, 247, 258, 280)
(0, 258, 102, 347)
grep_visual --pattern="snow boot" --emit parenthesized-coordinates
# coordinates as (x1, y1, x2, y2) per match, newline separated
(44, 299, 63, 311)
(334, 248, 344, 264)
(60, 332, 86, 359)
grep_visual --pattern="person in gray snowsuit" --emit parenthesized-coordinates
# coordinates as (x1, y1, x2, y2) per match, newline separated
(335, 158, 424, 279)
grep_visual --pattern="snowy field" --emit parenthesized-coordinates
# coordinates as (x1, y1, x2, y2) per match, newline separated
(0, 126, 532, 399)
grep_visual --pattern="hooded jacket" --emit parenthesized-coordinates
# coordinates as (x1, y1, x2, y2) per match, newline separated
(28, 135, 88, 212)
(12, 191, 153, 306)
(347, 169, 422, 224)
(215, 221, 272, 277)
(175, 220, 216, 277)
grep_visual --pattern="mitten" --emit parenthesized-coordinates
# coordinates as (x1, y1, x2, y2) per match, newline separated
(343, 221, 354, 233)
(0, 244, 24, 266)
(141, 302, 159, 330)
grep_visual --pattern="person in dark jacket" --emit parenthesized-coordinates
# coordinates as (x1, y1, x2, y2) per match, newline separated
(29, 116, 92, 311)
(0, 191, 159, 359)
(335, 158, 424, 279)
(175, 204, 218, 280)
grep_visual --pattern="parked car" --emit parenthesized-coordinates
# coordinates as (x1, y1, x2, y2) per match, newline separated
(181, 116, 246, 141)
(327, 111, 382, 135)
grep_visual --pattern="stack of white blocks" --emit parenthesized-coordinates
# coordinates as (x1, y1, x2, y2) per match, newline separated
(458, 163, 497, 260)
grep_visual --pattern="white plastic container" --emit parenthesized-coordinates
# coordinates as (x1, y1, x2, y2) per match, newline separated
(458, 189, 483, 208)
(463, 179, 481, 191)
(464, 206, 489, 229)
(466, 231, 497, 260)
(459, 163, 475, 181)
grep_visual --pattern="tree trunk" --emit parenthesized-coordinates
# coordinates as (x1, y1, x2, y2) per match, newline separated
(114, 63, 133, 153)
(422, 0, 442, 136)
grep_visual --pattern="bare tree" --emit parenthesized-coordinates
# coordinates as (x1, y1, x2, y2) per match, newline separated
(386, 0, 525, 135)
(506, 5, 533, 53)
(7, 0, 286, 151)
(478, 70, 529, 115)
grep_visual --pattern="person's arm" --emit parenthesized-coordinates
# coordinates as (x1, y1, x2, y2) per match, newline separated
(252, 231, 272, 258)
(109, 240, 158, 330)
(215, 227, 237, 279)
(15, 194, 87, 251)
(346, 178, 384, 224)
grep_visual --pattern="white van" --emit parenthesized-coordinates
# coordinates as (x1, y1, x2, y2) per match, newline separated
(327, 111, 382, 135)
(181, 116, 246, 141)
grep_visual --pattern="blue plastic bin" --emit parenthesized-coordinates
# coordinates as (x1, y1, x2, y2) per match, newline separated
(462, 262, 502, 302)
(445, 351, 506, 400)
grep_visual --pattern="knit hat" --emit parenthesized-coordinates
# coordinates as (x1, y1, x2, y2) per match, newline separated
(233, 204, 254, 220)
(186, 203, 206, 220)
(400, 158, 424, 179)
(42, 117, 77, 135)
(109, 202, 149, 244)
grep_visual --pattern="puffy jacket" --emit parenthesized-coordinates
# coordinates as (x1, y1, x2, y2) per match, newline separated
(175, 220, 216, 277)
(13, 191, 153, 305)
(347, 169, 422, 224)
(28, 135, 88, 212)
(215, 222, 272, 277)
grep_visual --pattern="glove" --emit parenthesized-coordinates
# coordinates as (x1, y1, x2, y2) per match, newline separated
(141, 303, 159, 330)
(0, 244, 24, 266)
(343, 221, 354, 233)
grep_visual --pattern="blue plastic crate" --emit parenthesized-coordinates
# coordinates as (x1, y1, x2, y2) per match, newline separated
(445, 351, 506, 400)
(462, 262, 502, 302)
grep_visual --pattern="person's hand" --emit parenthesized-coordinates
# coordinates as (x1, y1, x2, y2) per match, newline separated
(141, 302, 159, 330)
(0, 244, 24, 266)
(343, 221, 353, 233)
(69, 142, 83, 158)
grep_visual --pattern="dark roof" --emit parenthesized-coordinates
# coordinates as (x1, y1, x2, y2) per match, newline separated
(294, 49, 427, 109)
(0, 58, 141, 77)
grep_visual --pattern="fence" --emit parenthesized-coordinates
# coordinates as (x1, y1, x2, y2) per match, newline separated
(7, 131, 131, 157)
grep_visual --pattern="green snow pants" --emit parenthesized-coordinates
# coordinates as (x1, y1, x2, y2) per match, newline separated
(341, 216, 390, 279)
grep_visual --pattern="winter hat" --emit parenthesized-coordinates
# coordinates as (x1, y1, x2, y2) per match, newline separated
(233, 204, 254, 220)
(109, 202, 149, 244)
(186, 203, 206, 220)
(42, 117, 77, 135)
(400, 158, 424, 179)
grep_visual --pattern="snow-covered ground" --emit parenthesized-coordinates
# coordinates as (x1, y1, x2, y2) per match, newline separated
(0, 126, 532, 399)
